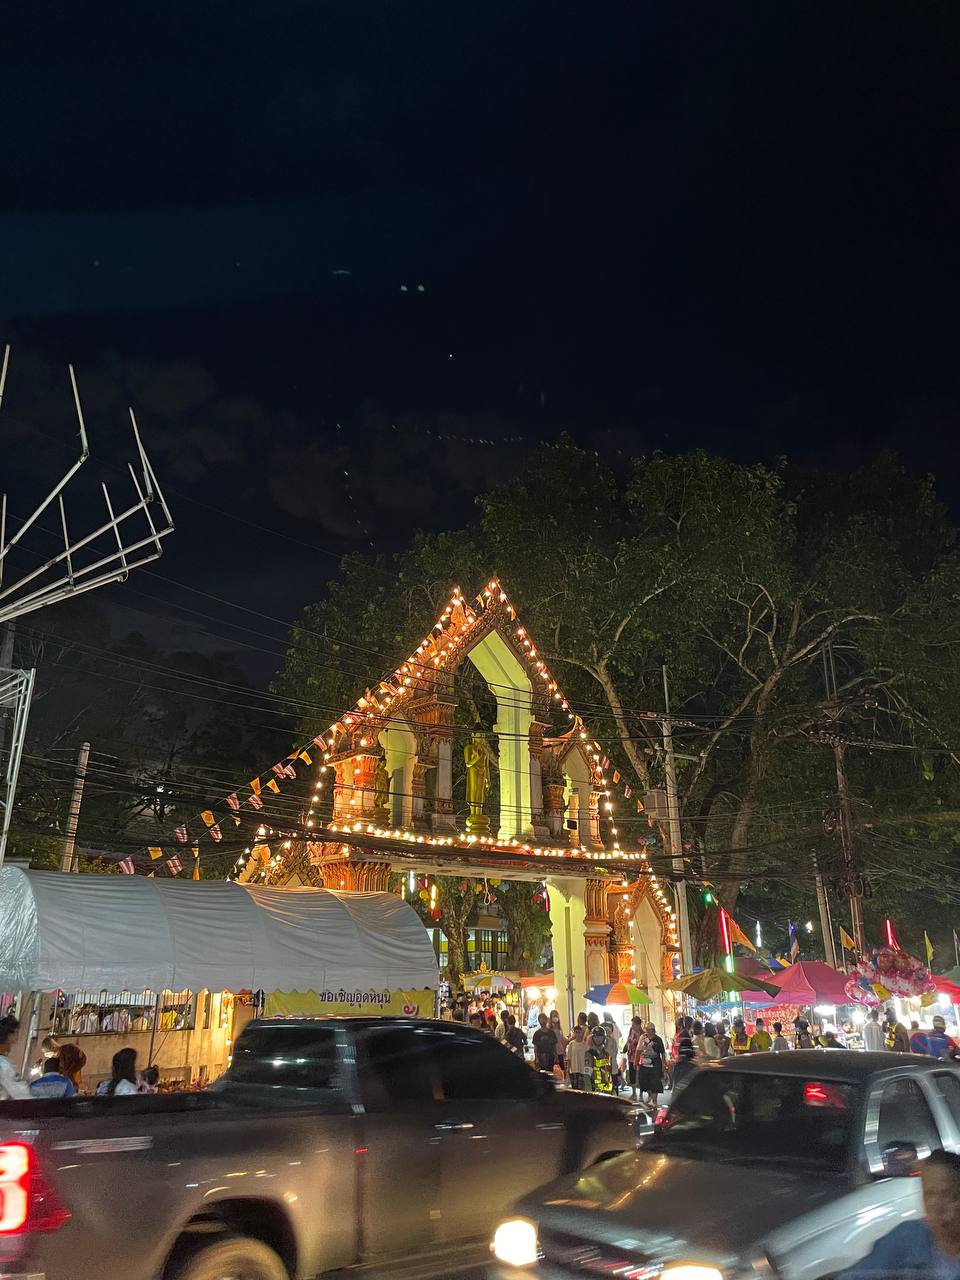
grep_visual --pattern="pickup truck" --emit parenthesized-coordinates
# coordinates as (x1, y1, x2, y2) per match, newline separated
(0, 1017, 640, 1280)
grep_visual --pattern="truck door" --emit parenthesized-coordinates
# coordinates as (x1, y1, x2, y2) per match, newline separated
(429, 1027, 567, 1245)
(356, 1024, 443, 1261)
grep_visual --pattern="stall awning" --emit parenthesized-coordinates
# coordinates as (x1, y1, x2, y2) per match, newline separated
(0, 867, 438, 995)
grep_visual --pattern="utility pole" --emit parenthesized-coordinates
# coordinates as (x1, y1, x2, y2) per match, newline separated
(662, 667, 694, 974)
(60, 741, 90, 873)
(822, 644, 866, 955)
(812, 852, 837, 968)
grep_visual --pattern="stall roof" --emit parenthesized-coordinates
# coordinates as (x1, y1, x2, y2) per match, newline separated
(0, 867, 438, 994)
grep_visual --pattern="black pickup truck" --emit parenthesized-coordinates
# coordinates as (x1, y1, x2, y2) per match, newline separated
(0, 1017, 640, 1280)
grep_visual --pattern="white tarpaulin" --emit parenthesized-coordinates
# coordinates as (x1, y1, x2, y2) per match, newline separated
(0, 867, 438, 995)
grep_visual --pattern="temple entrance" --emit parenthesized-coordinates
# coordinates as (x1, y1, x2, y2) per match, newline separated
(246, 577, 678, 1032)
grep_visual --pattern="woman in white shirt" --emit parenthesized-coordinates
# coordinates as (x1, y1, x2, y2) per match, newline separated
(97, 1046, 139, 1096)
(0, 1014, 31, 1100)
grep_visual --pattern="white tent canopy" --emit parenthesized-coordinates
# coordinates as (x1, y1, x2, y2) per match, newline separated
(0, 867, 438, 994)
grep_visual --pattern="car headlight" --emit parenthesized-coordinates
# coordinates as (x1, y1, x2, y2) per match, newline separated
(492, 1218, 540, 1267)
(661, 1268, 724, 1280)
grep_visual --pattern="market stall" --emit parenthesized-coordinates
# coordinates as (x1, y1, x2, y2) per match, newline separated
(0, 867, 439, 1084)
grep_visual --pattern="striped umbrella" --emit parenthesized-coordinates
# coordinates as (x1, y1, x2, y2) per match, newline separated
(584, 982, 652, 1006)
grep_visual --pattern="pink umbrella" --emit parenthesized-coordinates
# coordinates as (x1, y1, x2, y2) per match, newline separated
(757, 960, 851, 1006)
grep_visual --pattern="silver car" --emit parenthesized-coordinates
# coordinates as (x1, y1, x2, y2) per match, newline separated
(491, 1051, 960, 1280)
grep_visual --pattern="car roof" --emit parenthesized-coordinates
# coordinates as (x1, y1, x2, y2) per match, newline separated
(707, 1050, 954, 1082)
(242, 1016, 477, 1034)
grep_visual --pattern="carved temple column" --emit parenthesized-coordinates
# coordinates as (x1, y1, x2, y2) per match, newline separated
(583, 877, 611, 989)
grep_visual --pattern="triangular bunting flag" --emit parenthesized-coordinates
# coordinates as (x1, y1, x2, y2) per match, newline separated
(200, 810, 216, 828)
(271, 763, 286, 779)
(249, 777, 262, 795)
(166, 855, 183, 876)
(209, 824, 222, 843)
(283, 764, 296, 779)
(147, 847, 163, 861)
(247, 792, 263, 810)
(226, 793, 240, 811)
(119, 856, 135, 875)
(266, 779, 280, 794)
(174, 825, 189, 844)
(623, 784, 632, 799)
(612, 770, 621, 784)
(298, 750, 313, 765)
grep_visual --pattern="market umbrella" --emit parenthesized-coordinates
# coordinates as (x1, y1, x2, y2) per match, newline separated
(462, 972, 513, 991)
(933, 975, 960, 1002)
(757, 960, 851, 1006)
(665, 968, 780, 1001)
(584, 982, 652, 1006)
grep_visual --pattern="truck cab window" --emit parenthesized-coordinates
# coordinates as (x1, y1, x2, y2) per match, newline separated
(228, 1027, 339, 1089)
(436, 1032, 539, 1101)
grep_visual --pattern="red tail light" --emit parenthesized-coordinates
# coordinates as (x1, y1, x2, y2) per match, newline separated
(0, 1142, 70, 1235)
(654, 1106, 672, 1128)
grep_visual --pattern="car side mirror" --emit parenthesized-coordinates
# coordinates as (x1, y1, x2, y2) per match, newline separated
(881, 1141, 919, 1177)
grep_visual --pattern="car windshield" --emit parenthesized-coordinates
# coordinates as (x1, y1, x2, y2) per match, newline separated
(654, 1071, 859, 1171)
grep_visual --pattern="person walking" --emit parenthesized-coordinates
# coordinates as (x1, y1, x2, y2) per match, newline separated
(30, 1058, 76, 1098)
(495, 1009, 511, 1043)
(506, 1014, 528, 1057)
(567, 1025, 589, 1090)
(771, 1022, 791, 1052)
(749, 1017, 773, 1053)
(624, 1017, 645, 1100)
(730, 1017, 751, 1054)
(634, 1022, 667, 1113)
(533, 1014, 558, 1073)
(701, 1022, 720, 1060)
(885, 1008, 911, 1053)
(671, 1037, 698, 1096)
(691, 1020, 708, 1061)
(795, 1018, 816, 1049)
(586, 1026, 614, 1094)
(549, 1010, 566, 1074)
(862, 1007, 886, 1052)
(714, 1020, 731, 1058)
(97, 1047, 139, 1096)
(602, 1015, 622, 1091)
(0, 1015, 30, 1100)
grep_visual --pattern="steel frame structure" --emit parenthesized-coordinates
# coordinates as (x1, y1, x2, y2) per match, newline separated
(0, 345, 175, 869)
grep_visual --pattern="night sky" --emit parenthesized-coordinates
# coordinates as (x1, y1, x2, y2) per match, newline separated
(3, 3, 959, 679)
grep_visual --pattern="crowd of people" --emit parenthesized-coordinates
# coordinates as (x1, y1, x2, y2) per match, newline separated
(0, 1015, 163, 1099)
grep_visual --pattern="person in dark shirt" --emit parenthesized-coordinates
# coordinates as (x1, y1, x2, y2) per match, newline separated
(506, 1014, 528, 1056)
(839, 1150, 960, 1278)
(532, 1013, 558, 1072)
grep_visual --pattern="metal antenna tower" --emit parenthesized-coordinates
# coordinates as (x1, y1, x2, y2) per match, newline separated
(0, 345, 175, 869)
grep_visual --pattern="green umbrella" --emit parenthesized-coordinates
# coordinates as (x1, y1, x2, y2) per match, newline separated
(665, 967, 780, 1001)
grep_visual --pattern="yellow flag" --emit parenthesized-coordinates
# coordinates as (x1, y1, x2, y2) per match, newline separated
(924, 931, 934, 967)
(839, 927, 856, 952)
(727, 916, 758, 953)
(147, 847, 163, 861)
(249, 777, 262, 795)
(200, 810, 216, 828)
(265, 779, 280, 794)
(298, 749, 313, 765)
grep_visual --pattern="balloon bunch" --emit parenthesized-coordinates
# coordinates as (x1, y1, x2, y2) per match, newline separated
(844, 946, 936, 1005)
